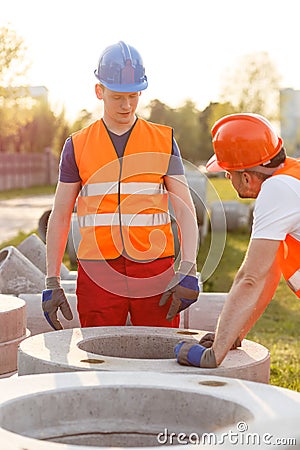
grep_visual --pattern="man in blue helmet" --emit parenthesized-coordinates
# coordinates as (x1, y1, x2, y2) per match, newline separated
(42, 41, 199, 330)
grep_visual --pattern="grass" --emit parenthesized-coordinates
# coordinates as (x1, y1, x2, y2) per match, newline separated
(199, 177, 300, 392)
(206, 175, 253, 204)
(0, 184, 56, 200)
(0, 231, 35, 250)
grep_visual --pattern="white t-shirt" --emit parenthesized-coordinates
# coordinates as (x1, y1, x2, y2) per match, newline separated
(251, 174, 300, 242)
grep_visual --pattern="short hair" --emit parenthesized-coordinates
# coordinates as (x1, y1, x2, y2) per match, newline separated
(261, 147, 286, 168)
(248, 171, 270, 182)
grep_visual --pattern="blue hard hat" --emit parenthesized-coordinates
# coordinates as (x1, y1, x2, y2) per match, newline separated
(94, 41, 148, 92)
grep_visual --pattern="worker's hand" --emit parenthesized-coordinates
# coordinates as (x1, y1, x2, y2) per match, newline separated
(199, 332, 242, 350)
(159, 261, 199, 321)
(174, 341, 217, 368)
(42, 276, 73, 330)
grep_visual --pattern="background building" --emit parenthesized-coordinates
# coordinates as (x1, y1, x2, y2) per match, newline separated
(280, 88, 300, 156)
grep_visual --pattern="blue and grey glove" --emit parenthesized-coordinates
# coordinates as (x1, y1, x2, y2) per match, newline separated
(159, 261, 199, 321)
(42, 276, 73, 330)
(174, 341, 217, 368)
(199, 332, 242, 350)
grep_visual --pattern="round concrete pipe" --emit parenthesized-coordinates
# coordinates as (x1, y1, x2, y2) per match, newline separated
(1, 371, 300, 449)
(38, 208, 81, 267)
(210, 200, 250, 232)
(60, 279, 76, 293)
(37, 209, 51, 243)
(18, 293, 80, 336)
(180, 292, 227, 331)
(17, 233, 70, 280)
(0, 295, 26, 343)
(185, 167, 208, 227)
(18, 326, 270, 383)
(0, 246, 45, 295)
(0, 295, 30, 376)
(66, 212, 81, 266)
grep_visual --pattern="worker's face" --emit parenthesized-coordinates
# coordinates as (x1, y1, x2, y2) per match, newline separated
(225, 171, 263, 199)
(95, 85, 140, 128)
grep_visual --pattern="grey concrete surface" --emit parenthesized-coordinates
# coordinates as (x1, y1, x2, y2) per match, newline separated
(17, 233, 70, 279)
(0, 246, 45, 294)
(0, 371, 300, 449)
(0, 195, 54, 243)
(18, 326, 271, 383)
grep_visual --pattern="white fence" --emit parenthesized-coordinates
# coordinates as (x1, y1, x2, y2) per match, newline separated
(0, 151, 59, 191)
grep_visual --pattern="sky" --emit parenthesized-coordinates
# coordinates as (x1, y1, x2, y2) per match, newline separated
(2, 0, 300, 121)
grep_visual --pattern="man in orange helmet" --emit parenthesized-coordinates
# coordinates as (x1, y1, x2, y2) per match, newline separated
(175, 113, 300, 368)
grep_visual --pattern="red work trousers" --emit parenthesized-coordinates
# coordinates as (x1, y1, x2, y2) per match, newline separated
(76, 256, 180, 328)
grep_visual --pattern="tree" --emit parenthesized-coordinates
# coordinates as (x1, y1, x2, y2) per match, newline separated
(0, 26, 71, 154)
(70, 109, 93, 134)
(0, 26, 32, 150)
(198, 102, 236, 163)
(145, 99, 175, 126)
(173, 99, 202, 164)
(53, 108, 72, 156)
(145, 99, 202, 163)
(17, 98, 58, 153)
(219, 51, 281, 121)
(0, 25, 28, 87)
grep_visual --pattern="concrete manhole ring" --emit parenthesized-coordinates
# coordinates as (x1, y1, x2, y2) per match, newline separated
(18, 326, 270, 382)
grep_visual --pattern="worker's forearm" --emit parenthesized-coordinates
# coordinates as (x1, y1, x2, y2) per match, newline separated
(238, 262, 281, 339)
(211, 239, 281, 365)
(46, 210, 72, 277)
(212, 277, 266, 365)
(176, 208, 199, 263)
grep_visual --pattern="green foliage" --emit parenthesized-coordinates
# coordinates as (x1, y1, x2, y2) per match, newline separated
(198, 102, 236, 162)
(146, 98, 222, 164)
(0, 26, 70, 154)
(219, 51, 281, 121)
(0, 25, 28, 85)
(0, 230, 35, 250)
(206, 176, 253, 204)
(69, 109, 93, 134)
(0, 26, 32, 145)
(146, 99, 205, 164)
(0, 228, 72, 269)
(146, 99, 174, 126)
(0, 184, 56, 200)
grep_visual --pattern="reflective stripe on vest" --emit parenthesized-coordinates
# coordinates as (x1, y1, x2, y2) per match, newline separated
(80, 181, 166, 196)
(78, 212, 171, 227)
(274, 158, 300, 298)
(72, 118, 175, 261)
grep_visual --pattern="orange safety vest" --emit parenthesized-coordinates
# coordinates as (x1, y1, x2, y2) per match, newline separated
(72, 118, 175, 261)
(273, 157, 300, 297)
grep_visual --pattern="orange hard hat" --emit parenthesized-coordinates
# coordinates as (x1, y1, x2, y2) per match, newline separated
(206, 113, 283, 172)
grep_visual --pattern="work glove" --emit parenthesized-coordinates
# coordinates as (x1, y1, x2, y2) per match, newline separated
(174, 341, 217, 368)
(199, 332, 242, 350)
(42, 276, 73, 330)
(159, 261, 199, 321)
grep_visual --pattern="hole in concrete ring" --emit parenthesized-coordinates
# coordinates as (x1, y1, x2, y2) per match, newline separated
(198, 380, 227, 387)
(176, 330, 200, 336)
(78, 334, 196, 359)
(0, 250, 9, 268)
(0, 386, 253, 447)
(80, 358, 105, 364)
